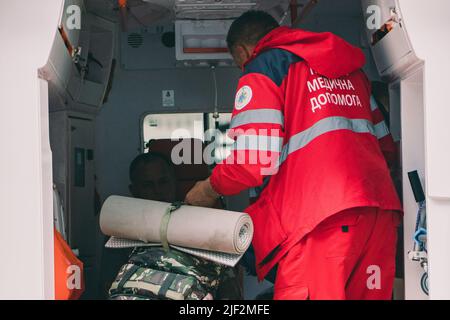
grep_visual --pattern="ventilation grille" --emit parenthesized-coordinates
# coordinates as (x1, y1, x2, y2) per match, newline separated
(127, 33, 144, 48)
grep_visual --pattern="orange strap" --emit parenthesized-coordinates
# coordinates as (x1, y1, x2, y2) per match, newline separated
(58, 26, 74, 56)
(118, 0, 127, 8)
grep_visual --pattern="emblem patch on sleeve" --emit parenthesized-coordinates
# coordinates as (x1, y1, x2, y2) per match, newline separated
(235, 86, 253, 111)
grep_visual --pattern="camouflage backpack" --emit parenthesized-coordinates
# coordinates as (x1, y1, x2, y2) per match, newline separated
(108, 247, 227, 300)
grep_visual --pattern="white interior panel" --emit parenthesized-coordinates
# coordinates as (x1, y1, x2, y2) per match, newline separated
(0, 0, 63, 299)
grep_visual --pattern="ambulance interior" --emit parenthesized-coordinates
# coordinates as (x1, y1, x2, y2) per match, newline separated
(10, 0, 450, 300)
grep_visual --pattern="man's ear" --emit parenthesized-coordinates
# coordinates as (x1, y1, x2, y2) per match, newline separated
(242, 44, 254, 60)
(233, 45, 250, 68)
(234, 44, 255, 68)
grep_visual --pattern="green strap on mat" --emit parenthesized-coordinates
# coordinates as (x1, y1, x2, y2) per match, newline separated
(159, 202, 183, 252)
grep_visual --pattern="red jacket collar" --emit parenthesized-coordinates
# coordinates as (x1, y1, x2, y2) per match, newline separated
(243, 27, 366, 78)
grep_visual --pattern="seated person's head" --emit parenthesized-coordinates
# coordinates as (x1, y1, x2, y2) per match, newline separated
(129, 152, 176, 203)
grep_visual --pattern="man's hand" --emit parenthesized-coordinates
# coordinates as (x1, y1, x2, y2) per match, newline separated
(185, 178, 220, 208)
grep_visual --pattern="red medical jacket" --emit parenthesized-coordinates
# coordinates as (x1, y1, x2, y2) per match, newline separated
(210, 27, 403, 280)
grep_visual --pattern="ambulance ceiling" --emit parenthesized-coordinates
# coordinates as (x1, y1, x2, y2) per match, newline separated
(309, 0, 362, 18)
(170, 0, 292, 20)
(86, 0, 362, 27)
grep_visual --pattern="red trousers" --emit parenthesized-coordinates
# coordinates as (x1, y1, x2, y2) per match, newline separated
(274, 207, 401, 300)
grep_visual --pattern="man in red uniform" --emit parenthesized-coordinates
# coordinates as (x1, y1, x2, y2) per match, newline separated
(185, 11, 402, 300)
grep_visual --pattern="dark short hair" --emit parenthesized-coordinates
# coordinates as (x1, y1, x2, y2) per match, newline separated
(227, 10, 279, 53)
(129, 152, 174, 182)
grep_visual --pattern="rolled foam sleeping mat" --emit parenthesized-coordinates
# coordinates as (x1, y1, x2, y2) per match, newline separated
(100, 196, 253, 254)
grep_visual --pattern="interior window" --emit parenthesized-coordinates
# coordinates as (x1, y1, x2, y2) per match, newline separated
(142, 112, 234, 163)
(142, 113, 204, 151)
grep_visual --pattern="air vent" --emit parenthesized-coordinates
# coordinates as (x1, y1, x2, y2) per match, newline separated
(127, 33, 144, 48)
